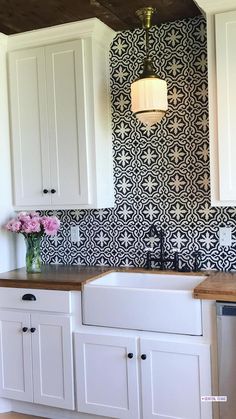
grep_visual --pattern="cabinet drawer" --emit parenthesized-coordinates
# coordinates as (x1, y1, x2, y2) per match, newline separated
(0, 288, 71, 313)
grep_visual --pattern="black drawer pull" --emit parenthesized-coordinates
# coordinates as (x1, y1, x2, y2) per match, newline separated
(141, 354, 147, 360)
(22, 294, 36, 301)
(128, 353, 133, 359)
(30, 328, 36, 333)
(22, 327, 28, 333)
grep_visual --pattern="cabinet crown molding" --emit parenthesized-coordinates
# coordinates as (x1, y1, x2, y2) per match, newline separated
(0, 33, 8, 46)
(7, 18, 116, 51)
(194, 0, 236, 14)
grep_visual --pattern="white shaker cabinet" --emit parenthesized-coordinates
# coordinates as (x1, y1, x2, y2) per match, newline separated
(207, 9, 236, 205)
(0, 310, 33, 402)
(8, 20, 114, 210)
(45, 41, 90, 207)
(74, 331, 212, 419)
(140, 338, 212, 419)
(75, 332, 140, 419)
(31, 313, 74, 409)
(8, 47, 50, 208)
(0, 289, 74, 410)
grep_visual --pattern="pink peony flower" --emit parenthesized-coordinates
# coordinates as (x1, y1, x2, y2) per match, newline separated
(41, 216, 60, 235)
(22, 219, 41, 234)
(18, 212, 31, 223)
(6, 219, 22, 232)
(5, 212, 60, 236)
(29, 211, 40, 219)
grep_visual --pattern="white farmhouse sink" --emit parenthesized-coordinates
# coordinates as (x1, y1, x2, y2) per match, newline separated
(82, 272, 205, 335)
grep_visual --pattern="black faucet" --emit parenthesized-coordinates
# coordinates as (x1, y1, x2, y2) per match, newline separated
(146, 226, 179, 271)
(193, 251, 201, 272)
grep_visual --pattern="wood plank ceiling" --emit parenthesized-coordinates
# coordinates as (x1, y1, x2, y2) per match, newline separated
(0, 0, 201, 34)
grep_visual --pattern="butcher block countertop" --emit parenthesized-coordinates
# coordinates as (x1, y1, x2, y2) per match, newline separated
(0, 265, 206, 292)
(0, 265, 235, 301)
(193, 271, 236, 302)
(0, 265, 113, 291)
(0, 265, 206, 291)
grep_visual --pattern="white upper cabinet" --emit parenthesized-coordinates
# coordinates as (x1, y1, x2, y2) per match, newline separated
(8, 47, 51, 208)
(194, 0, 236, 206)
(45, 40, 90, 207)
(209, 9, 236, 206)
(214, 11, 236, 204)
(193, 0, 236, 14)
(8, 19, 115, 210)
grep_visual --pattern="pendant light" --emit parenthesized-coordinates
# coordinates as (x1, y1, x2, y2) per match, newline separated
(131, 7, 168, 126)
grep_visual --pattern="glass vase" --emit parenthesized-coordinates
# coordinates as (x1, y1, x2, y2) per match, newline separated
(25, 235, 42, 273)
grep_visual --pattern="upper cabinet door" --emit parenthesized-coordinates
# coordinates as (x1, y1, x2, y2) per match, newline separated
(45, 40, 90, 206)
(8, 48, 51, 207)
(215, 11, 236, 202)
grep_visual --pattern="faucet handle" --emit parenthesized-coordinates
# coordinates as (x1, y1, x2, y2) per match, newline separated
(173, 251, 180, 271)
(193, 251, 201, 272)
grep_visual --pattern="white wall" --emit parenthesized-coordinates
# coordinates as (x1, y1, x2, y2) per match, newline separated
(0, 35, 24, 272)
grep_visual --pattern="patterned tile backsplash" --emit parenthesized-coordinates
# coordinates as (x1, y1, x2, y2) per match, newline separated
(41, 15, 236, 272)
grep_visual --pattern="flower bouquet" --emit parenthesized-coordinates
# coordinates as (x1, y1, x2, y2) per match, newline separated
(5, 212, 60, 273)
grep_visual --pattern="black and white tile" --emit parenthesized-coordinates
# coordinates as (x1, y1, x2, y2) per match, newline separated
(40, 15, 236, 272)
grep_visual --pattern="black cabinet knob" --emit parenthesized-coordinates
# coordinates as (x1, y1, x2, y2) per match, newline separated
(141, 354, 147, 360)
(22, 327, 28, 333)
(43, 189, 49, 194)
(30, 328, 36, 333)
(127, 353, 133, 359)
(22, 294, 36, 301)
(51, 189, 56, 194)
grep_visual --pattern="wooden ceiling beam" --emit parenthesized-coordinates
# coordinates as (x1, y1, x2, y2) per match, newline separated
(0, 0, 202, 35)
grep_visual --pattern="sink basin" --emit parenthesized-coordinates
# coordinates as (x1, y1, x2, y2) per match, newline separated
(82, 272, 205, 335)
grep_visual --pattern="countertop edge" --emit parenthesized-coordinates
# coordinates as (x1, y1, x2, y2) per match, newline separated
(194, 292, 236, 302)
(0, 266, 236, 300)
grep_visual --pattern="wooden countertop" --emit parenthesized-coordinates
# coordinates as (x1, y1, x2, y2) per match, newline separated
(0, 265, 206, 292)
(0, 265, 113, 291)
(0, 265, 235, 301)
(193, 271, 236, 302)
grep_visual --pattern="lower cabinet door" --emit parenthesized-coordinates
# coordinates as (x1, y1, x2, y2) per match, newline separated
(140, 338, 212, 419)
(74, 332, 140, 419)
(31, 313, 74, 409)
(0, 310, 33, 402)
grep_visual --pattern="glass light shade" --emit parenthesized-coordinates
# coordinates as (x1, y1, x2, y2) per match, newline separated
(131, 77, 168, 126)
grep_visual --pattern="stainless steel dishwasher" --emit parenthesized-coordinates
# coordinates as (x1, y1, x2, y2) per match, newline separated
(217, 302, 236, 419)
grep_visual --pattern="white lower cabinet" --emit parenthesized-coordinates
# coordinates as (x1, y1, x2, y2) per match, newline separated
(0, 310, 33, 402)
(0, 310, 74, 409)
(75, 333, 140, 419)
(140, 338, 212, 419)
(31, 313, 74, 409)
(75, 332, 212, 419)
